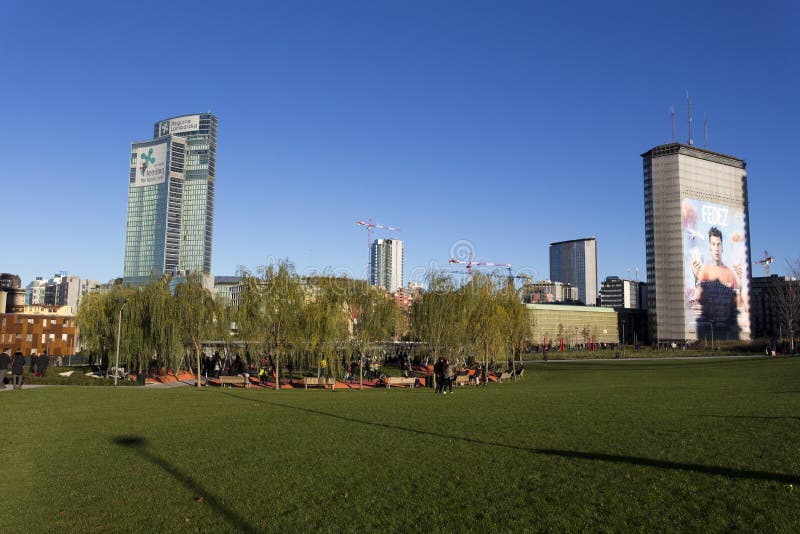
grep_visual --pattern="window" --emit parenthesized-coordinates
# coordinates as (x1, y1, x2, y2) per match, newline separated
(26, 334, 32, 342)
(28, 318, 34, 324)
(49, 334, 55, 341)
(62, 333, 68, 342)
(43, 319, 47, 327)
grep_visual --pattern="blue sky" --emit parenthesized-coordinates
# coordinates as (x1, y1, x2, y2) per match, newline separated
(2, 1, 798, 287)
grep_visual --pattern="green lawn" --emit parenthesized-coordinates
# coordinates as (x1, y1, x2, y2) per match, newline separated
(2, 357, 799, 532)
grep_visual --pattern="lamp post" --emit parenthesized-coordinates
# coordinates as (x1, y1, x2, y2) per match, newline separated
(114, 299, 127, 386)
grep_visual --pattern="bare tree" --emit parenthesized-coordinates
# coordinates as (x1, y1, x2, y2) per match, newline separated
(771, 259, 800, 352)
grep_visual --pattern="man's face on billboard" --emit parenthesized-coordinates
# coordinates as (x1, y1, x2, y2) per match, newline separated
(709, 235, 723, 264)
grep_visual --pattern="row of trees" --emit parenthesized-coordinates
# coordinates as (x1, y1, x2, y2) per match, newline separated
(76, 262, 531, 383)
(409, 271, 528, 369)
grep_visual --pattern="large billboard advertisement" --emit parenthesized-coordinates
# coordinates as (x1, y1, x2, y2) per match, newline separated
(131, 141, 167, 187)
(157, 115, 200, 137)
(682, 198, 750, 340)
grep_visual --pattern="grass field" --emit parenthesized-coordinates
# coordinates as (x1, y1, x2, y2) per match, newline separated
(2, 357, 799, 532)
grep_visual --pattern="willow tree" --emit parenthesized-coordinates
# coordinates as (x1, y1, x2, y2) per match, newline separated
(301, 276, 350, 378)
(173, 274, 222, 388)
(124, 276, 182, 374)
(235, 261, 306, 390)
(347, 279, 401, 387)
(77, 285, 133, 369)
(410, 270, 458, 362)
(497, 279, 529, 377)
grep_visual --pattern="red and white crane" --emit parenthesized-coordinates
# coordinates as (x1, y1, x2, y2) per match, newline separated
(755, 250, 774, 276)
(356, 219, 400, 247)
(449, 252, 511, 277)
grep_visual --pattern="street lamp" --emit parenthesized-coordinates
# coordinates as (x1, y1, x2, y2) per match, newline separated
(114, 298, 127, 386)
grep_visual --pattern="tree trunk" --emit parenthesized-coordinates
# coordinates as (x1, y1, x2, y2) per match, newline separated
(195, 341, 202, 388)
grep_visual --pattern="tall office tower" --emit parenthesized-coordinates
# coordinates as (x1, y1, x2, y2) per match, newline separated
(124, 114, 217, 285)
(549, 238, 598, 305)
(370, 239, 404, 293)
(642, 143, 751, 343)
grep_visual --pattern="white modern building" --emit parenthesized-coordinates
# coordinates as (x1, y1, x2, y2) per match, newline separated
(370, 238, 404, 293)
(642, 143, 751, 342)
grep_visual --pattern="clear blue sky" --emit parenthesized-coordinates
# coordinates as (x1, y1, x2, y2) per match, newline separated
(2, 1, 798, 287)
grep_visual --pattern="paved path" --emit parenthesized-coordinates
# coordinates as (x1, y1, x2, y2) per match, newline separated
(522, 354, 772, 363)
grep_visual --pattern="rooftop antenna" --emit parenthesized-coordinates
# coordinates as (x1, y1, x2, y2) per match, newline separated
(703, 113, 708, 148)
(634, 267, 639, 281)
(670, 105, 676, 142)
(687, 92, 693, 146)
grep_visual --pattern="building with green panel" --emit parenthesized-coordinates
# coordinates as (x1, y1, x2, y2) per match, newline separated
(123, 114, 217, 285)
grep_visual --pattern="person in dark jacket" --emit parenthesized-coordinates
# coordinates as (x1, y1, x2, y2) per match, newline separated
(433, 357, 444, 394)
(29, 353, 37, 374)
(11, 351, 26, 389)
(0, 350, 9, 389)
(37, 351, 49, 377)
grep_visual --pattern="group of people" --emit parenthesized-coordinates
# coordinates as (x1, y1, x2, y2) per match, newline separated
(433, 357, 455, 394)
(0, 350, 29, 390)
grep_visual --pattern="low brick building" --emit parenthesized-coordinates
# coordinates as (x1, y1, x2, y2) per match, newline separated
(0, 305, 77, 356)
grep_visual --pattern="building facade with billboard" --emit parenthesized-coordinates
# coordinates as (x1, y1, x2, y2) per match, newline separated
(124, 114, 217, 285)
(549, 238, 597, 305)
(642, 143, 751, 343)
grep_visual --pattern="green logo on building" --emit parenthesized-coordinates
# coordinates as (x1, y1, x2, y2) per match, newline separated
(139, 148, 155, 176)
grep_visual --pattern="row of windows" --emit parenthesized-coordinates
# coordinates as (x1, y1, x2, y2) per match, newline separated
(0, 333, 69, 343)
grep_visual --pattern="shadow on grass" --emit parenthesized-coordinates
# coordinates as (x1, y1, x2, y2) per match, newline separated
(526, 357, 768, 372)
(698, 414, 800, 422)
(219, 391, 800, 486)
(111, 436, 258, 534)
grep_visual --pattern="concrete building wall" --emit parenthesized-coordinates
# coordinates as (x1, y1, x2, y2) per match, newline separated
(643, 143, 750, 342)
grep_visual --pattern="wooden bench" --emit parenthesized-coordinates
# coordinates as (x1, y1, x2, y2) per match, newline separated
(385, 376, 416, 388)
(455, 375, 471, 386)
(304, 376, 336, 389)
(498, 371, 513, 382)
(219, 375, 249, 388)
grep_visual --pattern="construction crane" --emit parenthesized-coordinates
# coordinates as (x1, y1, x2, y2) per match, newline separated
(755, 250, 774, 276)
(356, 219, 400, 277)
(449, 252, 511, 277)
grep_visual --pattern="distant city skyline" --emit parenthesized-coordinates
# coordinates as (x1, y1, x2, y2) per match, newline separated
(3, 2, 798, 287)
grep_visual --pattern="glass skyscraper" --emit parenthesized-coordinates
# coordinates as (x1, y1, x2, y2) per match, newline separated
(549, 238, 598, 306)
(123, 114, 217, 285)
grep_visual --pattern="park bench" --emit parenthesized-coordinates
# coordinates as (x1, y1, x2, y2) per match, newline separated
(455, 375, 471, 386)
(219, 375, 249, 388)
(498, 371, 513, 382)
(109, 366, 128, 380)
(385, 376, 416, 388)
(304, 376, 336, 389)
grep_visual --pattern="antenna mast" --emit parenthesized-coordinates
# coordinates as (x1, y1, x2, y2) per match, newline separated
(704, 113, 708, 148)
(670, 105, 675, 142)
(687, 92, 693, 146)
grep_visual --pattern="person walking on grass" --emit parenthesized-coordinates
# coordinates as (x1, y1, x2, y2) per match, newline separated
(444, 358, 455, 394)
(0, 350, 9, 389)
(434, 357, 444, 394)
(11, 351, 26, 390)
